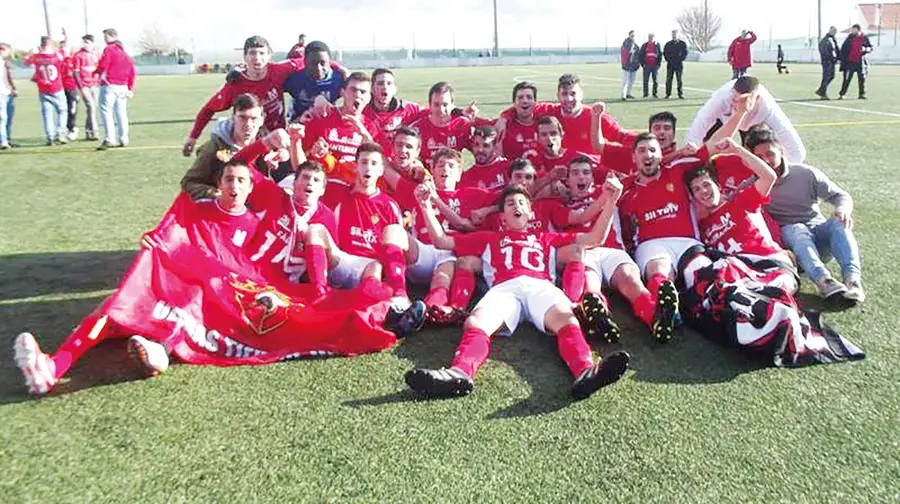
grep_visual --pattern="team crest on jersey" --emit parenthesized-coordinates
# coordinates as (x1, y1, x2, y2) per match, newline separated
(515, 133, 524, 142)
(666, 183, 675, 192)
(232, 230, 248, 247)
(230, 275, 300, 335)
(371, 215, 380, 224)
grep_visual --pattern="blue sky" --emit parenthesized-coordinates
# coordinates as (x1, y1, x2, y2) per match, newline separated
(3, 0, 860, 55)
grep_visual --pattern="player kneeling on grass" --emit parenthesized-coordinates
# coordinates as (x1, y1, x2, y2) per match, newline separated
(14, 161, 260, 396)
(685, 137, 799, 294)
(405, 181, 631, 400)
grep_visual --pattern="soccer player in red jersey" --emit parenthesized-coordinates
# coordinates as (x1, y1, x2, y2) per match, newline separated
(498, 81, 541, 159)
(71, 34, 100, 141)
(363, 68, 427, 155)
(25, 36, 68, 145)
(183, 36, 298, 156)
(408, 82, 473, 164)
(530, 116, 590, 198)
(404, 182, 631, 400)
(388, 126, 429, 186)
(618, 132, 715, 342)
(459, 126, 510, 191)
(685, 138, 797, 293)
(14, 160, 262, 394)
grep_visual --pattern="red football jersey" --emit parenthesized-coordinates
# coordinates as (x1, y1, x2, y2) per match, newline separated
(482, 197, 556, 233)
(71, 49, 100, 87)
(59, 51, 77, 90)
(188, 60, 298, 138)
(618, 152, 709, 245)
(303, 113, 379, 164)
(459, 157, 511, 191)
(454, 230, 576, 287)
(529, 103, 636, 154)
(362, 99, 426, 155)
(502, 119, 540, 160)
(549, 186, 622, 249)
(711, 154, 754, 199)
(531, 149, 600, 177)
(26, 52, 65, 94)
(246, 177, 338, 281)
(393, 178, 494, 245)
(698, 186, 782, 257)
(408, 114, 472, 164)
(599, 143, 637, 175)
(331, 188, 402, 258)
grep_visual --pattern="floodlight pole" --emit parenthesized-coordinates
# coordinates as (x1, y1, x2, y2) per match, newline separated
(817, 0, 822, 43)
(42, 0, 52, 37)
(84, 0, 89, 34)
(492, 0, 499, 57)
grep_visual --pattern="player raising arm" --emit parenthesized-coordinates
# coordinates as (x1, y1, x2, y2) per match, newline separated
(404, 180, 631, 401)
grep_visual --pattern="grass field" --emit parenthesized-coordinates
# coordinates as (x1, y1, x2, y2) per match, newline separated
(1, 62, 899, 503)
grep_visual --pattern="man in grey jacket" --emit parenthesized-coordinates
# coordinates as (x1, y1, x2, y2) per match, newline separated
(744, 126, 863, 304)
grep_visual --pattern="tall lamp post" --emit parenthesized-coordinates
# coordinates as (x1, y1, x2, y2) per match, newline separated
(492, 0, 499, 57)
(42, 0, 52, 37)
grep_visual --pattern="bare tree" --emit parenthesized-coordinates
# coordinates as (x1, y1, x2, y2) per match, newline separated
(676, 0, 723, 52)
(137, 23, 174, 57)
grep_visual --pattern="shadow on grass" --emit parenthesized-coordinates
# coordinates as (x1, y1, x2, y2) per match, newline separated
(131, 118, 195, 126)
(0, 250, 136, 302)
(0, 295, 148, 405)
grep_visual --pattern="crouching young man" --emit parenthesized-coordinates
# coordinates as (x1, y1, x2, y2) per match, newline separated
(404, 181, 631, 401)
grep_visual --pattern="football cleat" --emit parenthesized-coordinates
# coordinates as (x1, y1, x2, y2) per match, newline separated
(405, 367, 474, 398)
(425, 305, 468, 326)
(571, 351, 631, 400)
(127, 335, 170, 377)
(385, 300, 426, 338)
(13, 332, 57, 396)
(651, 281, 679, 344)
(579, 293, 621, 343)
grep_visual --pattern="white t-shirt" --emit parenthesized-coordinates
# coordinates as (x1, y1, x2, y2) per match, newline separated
(685, 80, 807, 164)
(0, 61, 11, 96)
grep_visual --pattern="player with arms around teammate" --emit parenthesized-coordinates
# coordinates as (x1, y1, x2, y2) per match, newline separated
(405, 180, 631, 400)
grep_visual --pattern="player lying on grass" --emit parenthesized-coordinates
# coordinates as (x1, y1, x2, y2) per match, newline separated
(684, 137, 798, 294)
(15, 160, 262, 395)
(404, 180, 631, 400)
(744, 125, 864, 304)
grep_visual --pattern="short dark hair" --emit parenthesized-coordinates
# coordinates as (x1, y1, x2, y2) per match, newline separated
(344, 71, 370, 88)
(243, 36, 271, 55)
(632, 132, 658, 151)
(394, 125, 420, 140)
(372, 68, 394, 82)
(40, 36, 51, 47)
(428, 81, 454, 102)
(304, 41, 330, 58)
(299, 34, 306, 40)
(649, 111, 677, 130)
(102, 28, 118, 38)
(297, 159, 325, 175)
(497, 184, 532, 211)
(508, 158, 535, 176)
(537, 116, 563, 135)
(217, 159, 251, 185)
(733, 75, 760, 94)
(232, 93, 262, 113)
(433, 148, 462, 166)
(356, 142, 384, 160)
(82, 34, 94, 42)
(557, 73, 581, 90)
(471, 125, 498, 142)
(568, 155, 596, 172)
(683, 163, 719, 191)
(512, 81, 538, 102)
(852, 23, 862, 30)
(743, 125, 780, 151)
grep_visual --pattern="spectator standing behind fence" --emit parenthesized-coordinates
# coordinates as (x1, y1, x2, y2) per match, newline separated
(620, 30, 639, 101)
(815, 26, 839, 100)
(639, 33, 661, 99)
(663, 30, 687, 99)
(838, 24, 872, 100)
(94, 28, 135, 150)
(728, 29, 756, 79)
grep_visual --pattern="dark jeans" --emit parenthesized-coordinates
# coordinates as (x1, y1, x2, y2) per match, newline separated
(817, 61, 836, 94)
(64, 88, 79, 132)
(665, 65, 683, 97)
(776, 60, 789, 73)
(642, 67, 659, 97)
(839, 62, 866, 97)
(732, 67, 749, 79)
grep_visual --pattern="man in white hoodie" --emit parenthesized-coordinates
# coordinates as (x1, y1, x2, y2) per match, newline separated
(685, 76, 806, 164)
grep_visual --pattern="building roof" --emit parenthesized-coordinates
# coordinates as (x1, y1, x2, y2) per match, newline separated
(853, 3, 900, 31)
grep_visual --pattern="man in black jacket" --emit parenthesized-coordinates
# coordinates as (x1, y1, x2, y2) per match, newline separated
(815, 26, 839, 99)
(663, 30, 687, 99)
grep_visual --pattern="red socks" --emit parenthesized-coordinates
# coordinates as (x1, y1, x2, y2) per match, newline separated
(381, 244, 408, 298)
(450, 268, 476, 310)
(631, 291, 655, 327)
(556, 324, 594, 378)
(647, 273, 668, 302)
(357, 276, 392, 301)
(50, 309, 111, 379)
(450, 327, 491, 377)
(562, 261, 586, 302)
(305, 244, 329, 296)
(424, 286, 450, 309)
